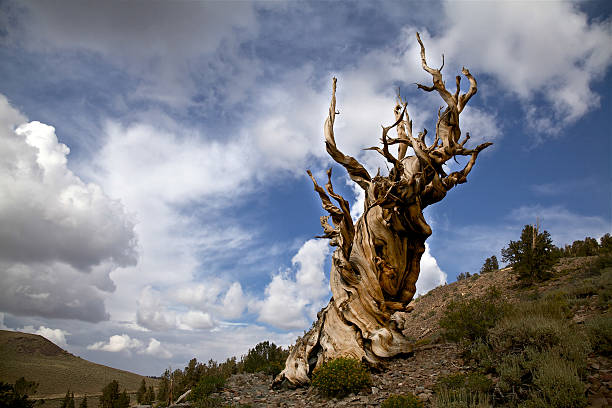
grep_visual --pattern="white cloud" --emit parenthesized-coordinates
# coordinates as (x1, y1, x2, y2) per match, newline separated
(0, 96, 137, 322)
(178, 311, 215, 331)
(136, 286, 177, 331)
(0, 120, 137, 269)
(19, 325, 70, 348)
(415, 244, 447, 296)
(434, 1, 612, 135)
(256, 239, 330, 330)
(87, 334, 143, 353)
(221, 282, 248, 320)
(0, 314, 70, 348)
(143, 338, 172, 359)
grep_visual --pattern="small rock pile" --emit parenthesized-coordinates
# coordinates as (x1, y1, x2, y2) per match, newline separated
(213, 343, 463, 407)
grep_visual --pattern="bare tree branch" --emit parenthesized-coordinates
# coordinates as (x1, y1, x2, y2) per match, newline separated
(324, 78, 372, 190)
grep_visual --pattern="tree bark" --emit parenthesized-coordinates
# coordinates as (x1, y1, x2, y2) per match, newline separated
(273, 32, 492, 387)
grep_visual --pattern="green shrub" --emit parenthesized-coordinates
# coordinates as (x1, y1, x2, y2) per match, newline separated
(497, 353, 527, 395)
(586, 314, 612, 356)
(521, 352, 587, 408)
(439, 288, 507, 342)
(311, 357, 372, 398)
(464, 339, 496, 373)
(191, 374, 225, 401)
(488, 314, 567, 351)
(435, 372, 492, 395)
(381, 393, 423, 408)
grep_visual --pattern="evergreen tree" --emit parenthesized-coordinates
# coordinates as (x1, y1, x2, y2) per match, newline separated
(146, 386, 155, 404)
(457, 272, 471, 281)
(60, 390, 74, 408)
(117, 391, 129, 408)
(136, 379, 146, 404)
(480, 255, 499, 273)
(600, 233, 612, 253)
(99, 380, 120, 408)
(157, 370, 170, 404)
(502, 224, 557, 283)
(241, 341, 288, 374)
(0, 378, 38, 408)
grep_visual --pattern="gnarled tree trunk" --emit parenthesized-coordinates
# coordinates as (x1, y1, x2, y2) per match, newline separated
(273, 33, 492, 387)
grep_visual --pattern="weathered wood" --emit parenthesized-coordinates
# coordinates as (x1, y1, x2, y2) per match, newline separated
(273, 33, 492, 387)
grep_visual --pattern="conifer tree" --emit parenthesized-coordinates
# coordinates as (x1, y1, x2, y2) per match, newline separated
(480, 255, 499, 273)
(502, 224, 557, 283)
(136, 379, 146, 404)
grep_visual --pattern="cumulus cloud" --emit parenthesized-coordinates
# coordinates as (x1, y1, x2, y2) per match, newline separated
(257, 239, 330, 330)
(0, 313, 69, 347)
(221, 282, 248, 320)
(87, 334, 143, 353)
(434, 1, 612, 135)
(0, 95, 137, 322)
(136, 286, 177, 331)
(0, 119, 137, 269)
(415, 244, 447, 296)
(178, 311, 215, 331)
(143, 338, 172, 359)
(19, 325, 70, 348)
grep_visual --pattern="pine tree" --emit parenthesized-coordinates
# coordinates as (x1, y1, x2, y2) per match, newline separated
(99, 380, 120, 408)
(60, 390, 73, 408)
(146, 386, 155, 404)
(601, 233, 612, 253)
(502, 224, 557, 283)
(157, 370, 170, 404)
(117, 390, 129, 408)
(480, 255, 499, 273)
(136, 379, 146, 404)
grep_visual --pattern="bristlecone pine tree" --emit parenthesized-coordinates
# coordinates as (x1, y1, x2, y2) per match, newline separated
(274, 32, 492, 386)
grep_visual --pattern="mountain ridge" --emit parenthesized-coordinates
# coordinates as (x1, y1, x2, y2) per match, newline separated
(0, 330, 158, 397)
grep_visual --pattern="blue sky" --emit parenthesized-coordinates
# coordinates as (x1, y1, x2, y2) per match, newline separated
(0, 0, 610, 376)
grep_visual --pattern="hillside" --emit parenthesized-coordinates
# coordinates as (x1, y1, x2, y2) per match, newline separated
(0, 330, 157, 398)
(207, 256, 611, 407)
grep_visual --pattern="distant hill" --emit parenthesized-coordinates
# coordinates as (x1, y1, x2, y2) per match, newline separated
(0, 330, 157, 398)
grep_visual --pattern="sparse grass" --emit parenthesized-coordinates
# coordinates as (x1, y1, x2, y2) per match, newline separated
(381, 393, 424, 408)
(434, 388, 491, 408)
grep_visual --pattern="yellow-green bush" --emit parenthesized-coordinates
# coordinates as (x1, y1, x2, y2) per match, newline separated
(521, 352, 587, 408)
(488, 314, 567, 351)
(586, 314, 612, 356)
(311, 357, 371, 398)
(439, 287, 507, 342)
(381, 393, 423, 408)
(435, 372, 492, 396)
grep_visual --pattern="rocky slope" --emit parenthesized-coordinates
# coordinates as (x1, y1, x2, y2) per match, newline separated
(209, 258, 611, 407)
